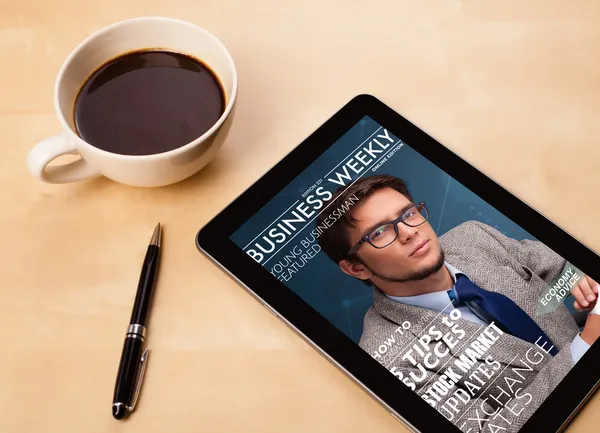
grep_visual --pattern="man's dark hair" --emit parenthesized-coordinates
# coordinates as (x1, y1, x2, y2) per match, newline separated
(316, 175, 413, 283)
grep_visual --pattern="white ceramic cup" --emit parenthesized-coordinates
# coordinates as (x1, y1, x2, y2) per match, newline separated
(27, 17, 237, 187)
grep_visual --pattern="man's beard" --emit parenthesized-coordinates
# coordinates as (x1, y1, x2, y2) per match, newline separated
(362, 249, 446, 283)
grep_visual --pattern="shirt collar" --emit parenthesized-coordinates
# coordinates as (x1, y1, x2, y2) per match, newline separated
(385, 262, 466, 311)
(444, 262, 463, 283)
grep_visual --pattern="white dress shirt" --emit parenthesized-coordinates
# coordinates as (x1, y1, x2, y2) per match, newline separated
(386, 262, 589, 364)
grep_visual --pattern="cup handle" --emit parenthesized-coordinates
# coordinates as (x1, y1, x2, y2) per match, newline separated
(27, 133, 101, 183)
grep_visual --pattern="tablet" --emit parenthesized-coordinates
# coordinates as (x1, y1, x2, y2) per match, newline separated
(195, 94, 600, 433)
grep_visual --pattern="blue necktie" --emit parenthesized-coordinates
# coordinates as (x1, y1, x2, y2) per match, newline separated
(449, 274, 558, 356)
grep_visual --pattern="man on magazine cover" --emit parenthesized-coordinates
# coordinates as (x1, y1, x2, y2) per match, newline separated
(317, 174, 600, 432)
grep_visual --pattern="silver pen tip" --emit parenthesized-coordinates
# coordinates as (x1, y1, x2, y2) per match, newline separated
(150, 223, 161, 247)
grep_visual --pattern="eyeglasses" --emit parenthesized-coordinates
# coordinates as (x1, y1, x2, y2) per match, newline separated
(347, 202, 429, 256)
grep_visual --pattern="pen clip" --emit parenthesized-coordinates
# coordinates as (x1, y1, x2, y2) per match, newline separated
(126, 348, 150, 412)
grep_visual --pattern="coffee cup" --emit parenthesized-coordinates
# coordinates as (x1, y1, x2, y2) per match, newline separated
(27, 16, 237, 187)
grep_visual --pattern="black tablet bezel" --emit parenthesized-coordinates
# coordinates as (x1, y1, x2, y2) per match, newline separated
(196, 94, 600, 433)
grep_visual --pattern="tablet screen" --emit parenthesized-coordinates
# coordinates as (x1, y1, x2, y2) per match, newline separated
(228, 115, 597, 432)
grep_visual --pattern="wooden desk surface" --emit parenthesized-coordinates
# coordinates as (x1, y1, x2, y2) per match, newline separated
(2, 1, 600, 432)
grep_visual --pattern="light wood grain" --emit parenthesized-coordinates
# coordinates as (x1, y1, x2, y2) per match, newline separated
(2, 1, 600, 432)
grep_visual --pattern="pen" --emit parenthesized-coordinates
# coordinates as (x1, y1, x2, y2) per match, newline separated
(112, 223, 162, 420)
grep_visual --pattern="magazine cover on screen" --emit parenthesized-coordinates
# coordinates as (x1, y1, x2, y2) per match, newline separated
(229, 115, 599, 433)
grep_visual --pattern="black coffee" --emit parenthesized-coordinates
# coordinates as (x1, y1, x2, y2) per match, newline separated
(74, 50, 225, 155)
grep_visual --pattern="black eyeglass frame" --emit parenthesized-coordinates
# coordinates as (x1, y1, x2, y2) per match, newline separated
(346, 201, 429, 256)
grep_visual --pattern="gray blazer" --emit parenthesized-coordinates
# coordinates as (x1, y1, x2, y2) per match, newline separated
(358, 220, 579, 432)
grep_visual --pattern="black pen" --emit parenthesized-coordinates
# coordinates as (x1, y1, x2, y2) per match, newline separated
(112, 223, 161, 420)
